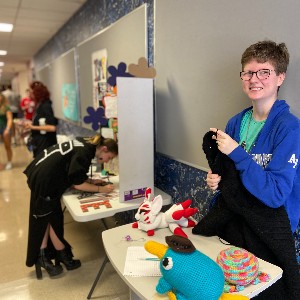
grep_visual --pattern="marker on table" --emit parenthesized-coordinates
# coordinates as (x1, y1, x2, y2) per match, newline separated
(139, 258, 160, 261)
(106, 173, 112, 184)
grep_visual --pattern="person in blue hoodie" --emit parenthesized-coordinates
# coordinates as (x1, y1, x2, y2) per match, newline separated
(206, 40, 300, 299)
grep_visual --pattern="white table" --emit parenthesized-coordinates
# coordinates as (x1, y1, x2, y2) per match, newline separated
(62, 176, 172, 222)
(62, 177, 172, 299)
(102, 224, 283, 300)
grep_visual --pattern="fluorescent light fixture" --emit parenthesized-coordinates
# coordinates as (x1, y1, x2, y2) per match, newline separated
(0, 23, 13, 32)
(0, 50, 7, 55)
(0, 62, 4, 67)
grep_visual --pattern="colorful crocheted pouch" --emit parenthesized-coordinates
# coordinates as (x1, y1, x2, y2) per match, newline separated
(216, 247, 270, 293)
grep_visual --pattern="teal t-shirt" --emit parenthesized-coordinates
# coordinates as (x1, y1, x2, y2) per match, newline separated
(0, 105, 10, 129)
(240, 110, 266, 152)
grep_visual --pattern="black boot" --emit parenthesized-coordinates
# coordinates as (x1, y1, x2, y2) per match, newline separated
(35, 248, 63, 279)
(55, 248, 81, 270)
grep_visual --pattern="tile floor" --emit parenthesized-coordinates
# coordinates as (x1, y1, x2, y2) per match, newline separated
(0, 144, 129, 299)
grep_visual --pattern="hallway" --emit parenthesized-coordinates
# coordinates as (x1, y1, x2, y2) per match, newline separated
(0, 144, 129, 299)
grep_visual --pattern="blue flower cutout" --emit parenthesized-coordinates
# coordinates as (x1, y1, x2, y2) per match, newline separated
(83, 106, 108, 131)
(107, 62, 133, 87)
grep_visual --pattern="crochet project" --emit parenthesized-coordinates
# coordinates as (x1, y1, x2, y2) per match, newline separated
(216, 247, 270, 293)
(132, 188, 198, 238)
(144, 235, 249, 300)
(192, 131, 300, 299)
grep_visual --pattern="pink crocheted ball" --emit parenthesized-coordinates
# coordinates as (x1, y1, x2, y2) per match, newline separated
(216, 246, 259, 286)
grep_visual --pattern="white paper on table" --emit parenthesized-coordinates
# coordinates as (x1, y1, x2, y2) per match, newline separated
(94, 189, 119, 201)
(123, 246, 161, 277)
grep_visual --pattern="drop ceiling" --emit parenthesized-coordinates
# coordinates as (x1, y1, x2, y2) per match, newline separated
(0, 0, 87, 84)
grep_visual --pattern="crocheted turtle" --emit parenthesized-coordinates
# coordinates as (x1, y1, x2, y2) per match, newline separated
(216, 247, 270, 293)
(145, 235, 249, 300)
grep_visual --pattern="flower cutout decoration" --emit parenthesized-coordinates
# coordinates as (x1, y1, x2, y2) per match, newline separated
(83, 106, 108, 131)
(128, 57, 156, 78)
(107, 62, 133, 87)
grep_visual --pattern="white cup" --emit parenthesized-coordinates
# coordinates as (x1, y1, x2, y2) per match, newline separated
(39, 118, 46, 134)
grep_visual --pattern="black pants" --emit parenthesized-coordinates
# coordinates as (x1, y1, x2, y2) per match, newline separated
(26, 193, 71, 267)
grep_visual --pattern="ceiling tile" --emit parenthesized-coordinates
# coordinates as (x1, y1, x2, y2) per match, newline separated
(0, 0, 87, 84)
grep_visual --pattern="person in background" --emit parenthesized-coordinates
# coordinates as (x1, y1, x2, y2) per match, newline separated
(202, 40, 300, 299)
(2, 85, 21, 145)
(23, 81, 57, 157)
(0, 93, 13, 170)
(16, 89, 35, 145)
(20, 89, 35, 120)
(24, 134, 118, 279)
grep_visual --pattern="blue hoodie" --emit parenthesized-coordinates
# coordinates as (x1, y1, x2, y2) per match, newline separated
(226, 100, 300, 233)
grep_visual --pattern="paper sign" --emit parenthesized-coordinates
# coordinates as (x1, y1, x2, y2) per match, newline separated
(101, 127, 114, 139)
(103, 95, 118, 118)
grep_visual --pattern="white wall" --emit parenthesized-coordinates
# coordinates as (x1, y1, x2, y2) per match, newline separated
(11, 66, 32, 98)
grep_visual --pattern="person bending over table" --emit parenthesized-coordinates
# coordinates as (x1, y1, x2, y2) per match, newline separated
(24, 134, 118, 279)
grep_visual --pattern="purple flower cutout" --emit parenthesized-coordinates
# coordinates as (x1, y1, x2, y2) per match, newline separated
(83, 106, 108, 131)
(107, 62, 133, 87)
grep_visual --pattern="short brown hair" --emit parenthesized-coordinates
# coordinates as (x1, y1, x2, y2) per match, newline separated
(241, 40, 289, 75)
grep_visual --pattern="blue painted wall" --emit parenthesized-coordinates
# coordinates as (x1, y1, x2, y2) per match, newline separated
(33, 0, 299, 262)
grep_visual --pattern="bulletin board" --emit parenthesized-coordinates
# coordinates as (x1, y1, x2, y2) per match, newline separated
(36, 49, 78, 122)
(49, 49, 78, 122)
(77, 4, 147, 129)
(36, 64, 52, 94)
(154, 0, 300, 170)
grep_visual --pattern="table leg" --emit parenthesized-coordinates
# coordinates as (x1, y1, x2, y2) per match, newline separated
(130, 290, 143, 300)
(87, 255, 109, 299)
(101, 218, 108, 230)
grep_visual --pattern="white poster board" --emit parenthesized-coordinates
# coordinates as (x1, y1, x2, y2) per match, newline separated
(117, 77, 154, 202)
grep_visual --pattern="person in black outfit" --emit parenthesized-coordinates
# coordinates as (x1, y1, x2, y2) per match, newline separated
(24, 134, 118, 279)
(23, 81, 57, 157)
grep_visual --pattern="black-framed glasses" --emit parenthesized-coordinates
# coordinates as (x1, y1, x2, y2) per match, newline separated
(240, 69, 275, 81)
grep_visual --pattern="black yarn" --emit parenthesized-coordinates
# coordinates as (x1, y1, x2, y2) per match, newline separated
(192, 131, 300, 300)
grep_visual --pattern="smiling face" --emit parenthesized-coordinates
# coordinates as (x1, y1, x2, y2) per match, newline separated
(242, 60, 285, 104)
